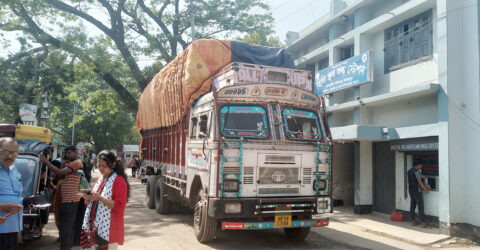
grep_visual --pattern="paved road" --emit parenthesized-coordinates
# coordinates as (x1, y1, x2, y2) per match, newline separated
(21, 170, 362, 250)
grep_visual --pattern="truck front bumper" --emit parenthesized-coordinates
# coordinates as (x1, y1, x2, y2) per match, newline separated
(208, 196, 331, 218)
(221, 219, 329, 230)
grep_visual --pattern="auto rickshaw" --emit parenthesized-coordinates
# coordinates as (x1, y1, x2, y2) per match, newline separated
(13, 139, 52, 240)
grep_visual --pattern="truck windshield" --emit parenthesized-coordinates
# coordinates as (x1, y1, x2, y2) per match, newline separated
(13, 157, 38, 198)
(282, 108, 322, 141)
(220, 105, 269, 138)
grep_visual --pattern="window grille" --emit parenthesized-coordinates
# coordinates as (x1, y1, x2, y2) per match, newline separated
(384, 10, 433, 73)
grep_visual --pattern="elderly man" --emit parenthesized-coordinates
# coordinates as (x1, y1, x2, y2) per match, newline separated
(0, 137, 24, 250)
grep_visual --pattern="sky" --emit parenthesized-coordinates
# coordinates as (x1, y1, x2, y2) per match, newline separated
(271, 0, 331, 43)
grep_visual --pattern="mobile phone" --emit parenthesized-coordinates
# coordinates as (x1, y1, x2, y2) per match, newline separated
(81, 189, 92, 195)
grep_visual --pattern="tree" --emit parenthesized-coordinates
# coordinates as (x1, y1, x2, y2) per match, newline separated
(0, 0, 275, 112)
(0, 44, 139, 152)
(238, 31, 282, 47)
(0, 49, 72, 123)
(46, 50, 140, 151)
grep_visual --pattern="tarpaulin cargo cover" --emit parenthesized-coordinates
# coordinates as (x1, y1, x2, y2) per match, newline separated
(136, 39, 294, 130)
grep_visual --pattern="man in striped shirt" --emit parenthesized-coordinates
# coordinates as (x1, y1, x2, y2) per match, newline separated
(40, 146, 83, 250)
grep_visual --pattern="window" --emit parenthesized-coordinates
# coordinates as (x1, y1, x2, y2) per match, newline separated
(220, 105, 269, 139)
(199, 115, 208, 138)
(282, 108, 322, 141)
(410, 152, 438, 191)
(340, 45, 354, 61)
(190, 117, 198, 139)
(13, 158, 38, 198)
(384, 10, 433, 73)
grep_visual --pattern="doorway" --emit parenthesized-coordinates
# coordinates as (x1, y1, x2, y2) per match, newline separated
(373, 142, 395, 214)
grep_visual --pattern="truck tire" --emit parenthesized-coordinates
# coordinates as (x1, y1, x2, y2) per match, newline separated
(155, 176, 171, 214)
(283, 227, 311, 241)
(146, 176, 157, 209)
(193, 189, 216, 243)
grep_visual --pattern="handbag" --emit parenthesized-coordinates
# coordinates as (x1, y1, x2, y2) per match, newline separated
(77, 170, 91, 190)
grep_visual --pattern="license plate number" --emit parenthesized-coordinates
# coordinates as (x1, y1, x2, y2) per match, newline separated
(274, 214, 292, 228)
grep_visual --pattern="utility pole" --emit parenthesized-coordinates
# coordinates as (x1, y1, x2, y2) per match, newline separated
(72, 102, 76, 145)
(190, 0, 196, 41)
(40, 92, 49, 128)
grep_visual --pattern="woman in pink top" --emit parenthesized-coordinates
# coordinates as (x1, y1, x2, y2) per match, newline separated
(81, 150, 130, 249)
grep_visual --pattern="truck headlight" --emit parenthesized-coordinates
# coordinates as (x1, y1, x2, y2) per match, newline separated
(313, 180, 327, 191)
(223, 180, 239, 192)
(317, 200, 328, 209)
(225, 202, 242, 214)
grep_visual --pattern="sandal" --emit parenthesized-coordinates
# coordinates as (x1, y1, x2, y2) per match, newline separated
(421, 222, 431, 228)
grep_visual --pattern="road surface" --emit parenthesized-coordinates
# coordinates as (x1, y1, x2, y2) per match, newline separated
(20, 169, 362, 250)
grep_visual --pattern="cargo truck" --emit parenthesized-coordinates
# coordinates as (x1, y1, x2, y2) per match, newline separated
(137, 40, 333, 243)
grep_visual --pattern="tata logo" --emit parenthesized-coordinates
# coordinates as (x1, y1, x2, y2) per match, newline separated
(265, 87, 287, 96)
(271, 171, 286, 183)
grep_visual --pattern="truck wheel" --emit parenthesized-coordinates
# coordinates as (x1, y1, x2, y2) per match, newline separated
(283, 227, 311, 241)
(155, 176, 171, 214)
(193, 189, 216, 243)
(146, 176, 157, 209)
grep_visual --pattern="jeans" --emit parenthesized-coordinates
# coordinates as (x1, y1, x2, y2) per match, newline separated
(73, 199, 87, 245)
(409, 191, 425, 223)
(0, 232, 18, 250)
(59, 202, 79, 250)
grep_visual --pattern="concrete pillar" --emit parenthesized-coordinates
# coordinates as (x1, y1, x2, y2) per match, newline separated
(436, 0, 451, 234)
(353, 87, 360, 125)
(331, 0, 347, 16)
(314, 61, 320, 86)
(354, 7, 370, 28)
(328, 23, 343, 42)
(354, 141, 373, 214)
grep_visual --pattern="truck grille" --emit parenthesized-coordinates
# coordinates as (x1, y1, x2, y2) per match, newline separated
(258, 188, 299, 195)
(258, 167, 299, 185)
(243, 167, 255, 184)
(302, 168, 312, 184)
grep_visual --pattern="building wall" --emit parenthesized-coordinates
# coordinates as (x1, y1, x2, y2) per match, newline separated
(389, 61, 439, 92)
(355, 141, 373, 205)
(369, 95, 438, 128)
(332, 143, 355, 205)
(287, 0, 480, 232)
(445, 0, 480, 227)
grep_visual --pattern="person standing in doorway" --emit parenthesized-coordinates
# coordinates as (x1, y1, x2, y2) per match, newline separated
(408, 158, 431, 228)
(0, 137, 23, 250)
(40, 146, 84, 250)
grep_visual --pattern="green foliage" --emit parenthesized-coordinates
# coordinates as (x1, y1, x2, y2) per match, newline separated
(237, 31, 283, 47)
(46, 55, 141, 152)
(0, 49, 139, 152)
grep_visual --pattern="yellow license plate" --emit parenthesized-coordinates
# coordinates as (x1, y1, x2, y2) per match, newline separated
(274, 214, 292, 228)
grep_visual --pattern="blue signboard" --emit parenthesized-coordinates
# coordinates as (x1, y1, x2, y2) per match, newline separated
(314, 51, 373, 96)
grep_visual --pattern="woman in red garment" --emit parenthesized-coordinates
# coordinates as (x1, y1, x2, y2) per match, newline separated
(80, 150, 130, 249)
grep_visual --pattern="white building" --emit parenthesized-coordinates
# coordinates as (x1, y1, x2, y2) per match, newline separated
(286, 0, 479, 238)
